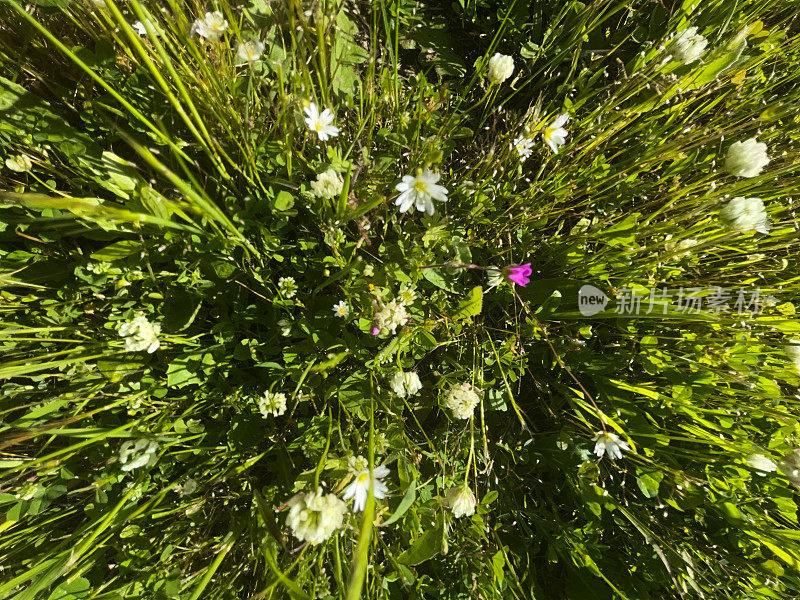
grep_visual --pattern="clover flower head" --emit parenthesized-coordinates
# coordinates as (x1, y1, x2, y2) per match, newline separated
(390, 371, 422, 398)
(543, 114, 569, 154)
(285, 488, 347, 544)
(443, 382, 481, 420)
(304, 103, 340, 141)
(724, 138, 770, 178)
(278, 276, 298, 298)
(371, 298, 409, 335)
(237, 39, 265, 63)
(512, 136, 534, 160)
(332, 301, 350, 318)
(719, 197, 769, 234)
(119, 438, 159, 472)
(668, 26, 708, 64)
(118, 315, 161, 353)
(311, 169, 344, 199)
(347, 455, 369, 474)
(445, 486, 476, 518)
(258, 391, 287, 417)
(397, 285, 416, 306)
(342, 464, 390, 512)
(191, 11, 228, 40)
(506, 263, 532, 287)
(395, 170, 448, 215)
(487, 53, 514, 85)
(592, 431, 630, 460)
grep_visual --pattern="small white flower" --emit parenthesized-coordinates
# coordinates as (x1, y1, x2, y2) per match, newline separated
(724, 138, 770, 178)
(362, 264, 375, 278)
(542, 114, 569, 154)
(486, 53, 514, 85)
(371, 298, 409, 335)
(131, 21, 147, 36)
(258, 391, 287, 417)
(667, 26, 708, 64)
(310, 169, 344, 199)
(592, 431, 630, 460)
(332, 301, 350, 318)
(512, 136, 534, 160)
(5, 154, 32, 172)
(342, 464, 390, 512)
(395, 170, 448, 215)
(118, 315, 161, 353)
(278, 319, 292, 337)
(304, 103, 340, 141)
(443, 382, 481, 420)
(445, 486, 476, 518)
(719, 197, 769, 234)
(397, 285, 416, 306)
(286, 488, 347, 544)
(191, 11, 228, 41)
(119, 439, 159, 472)
(746, 453, 777, 474)
(278, 276, 298, 298)
(390, 371, 422, 398)
(236, 39, 264, 63)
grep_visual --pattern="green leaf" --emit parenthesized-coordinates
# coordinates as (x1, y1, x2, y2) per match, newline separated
(274, 190, 294, 211)
(380, 479, 417, 527)
(89, 240, 141, 262)
(397, 516, 443, 565)
(452, 286, 483, 320)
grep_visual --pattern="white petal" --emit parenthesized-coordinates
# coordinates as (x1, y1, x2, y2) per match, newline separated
(554, 113, 569, 127)
(427, 184, 448, 201)
(374, 465, 390, 478)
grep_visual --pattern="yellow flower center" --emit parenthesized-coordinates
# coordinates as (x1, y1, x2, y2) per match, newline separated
(315, 122, 323, 131)
(413, 179, 428, 193)
(544, 125, 556, 141)
(357, 472, 370, 483)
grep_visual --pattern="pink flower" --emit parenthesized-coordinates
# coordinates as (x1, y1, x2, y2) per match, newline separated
(506, 263, 532, 287)
(371, 326, 379, 335)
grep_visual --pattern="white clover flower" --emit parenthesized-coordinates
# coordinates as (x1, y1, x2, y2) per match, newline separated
(746, 453, 777, 474)
(332, 301, 350, 318)
(119, 439, 159, 472)
(397, 285, 416, 306)
(445, 486, 476, 518)
(390, 371, 422, 398)
(278, 318, 292, 337)
(258, 391, 287, 417)
(542, 114, 569, 154)
(719, 197, 769, 234)
(371, 298, 409, 335)
(395, 169, 448, 215)
(118, 315, 161, 353)
(667, 26, 708, 64)
(443, 382, 481, 420)
(131, 21, 147, 36)
(724, 138, 770, 178)
(304, 103, 340, 141)
(278, 276, 298, 298)
(342, 464, 390, 512)
(310, 169, 344, 199)
(236, 39, 264, 63)
(191, 11, 228, 40)
(486, 53, 514, 85)
(5, 154, 32, 172)
(285, 488, 347, 544)
(592, 431, 630, 460)
(512, 136, 534, 160)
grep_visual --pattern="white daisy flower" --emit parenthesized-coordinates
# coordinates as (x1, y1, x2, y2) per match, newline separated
(118, 315, 161, 353)
(285, 488, 347, 544)
(278, 276, 298, 298)
(443, 382, 481, 420)
(332, 301, 350, 318)
(119, 439, 159, 472)
(667, 26, 708, 64)
(724, 138, 770, 178)
(394, 169, 448, 215)
(390, 371, 422, 398)
(236, 39, 264, 63)
(486, 53, 514, 85)
(445, 486, 476, 518)
(303, 103, 340, 141)
(342, 464, 390, 512)
(310, 169, 344, 199)
(592, 431, 630, 460)
(542, 114, 569, 154)
(191, 11, 228, 40)
(258, 391, 287, 417)
(512, 136, 534, 160)
(719, 197, 769, 234)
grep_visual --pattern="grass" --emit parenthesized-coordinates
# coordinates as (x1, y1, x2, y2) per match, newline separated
(1, 0, 800, 598)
